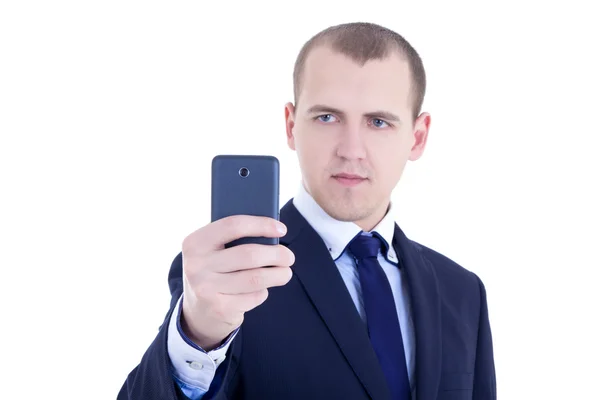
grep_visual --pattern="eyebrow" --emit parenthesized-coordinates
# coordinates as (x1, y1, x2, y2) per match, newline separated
(306, 104, 401, 123)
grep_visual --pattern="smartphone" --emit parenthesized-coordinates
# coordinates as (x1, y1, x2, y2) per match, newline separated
(211, 154, 280, 248)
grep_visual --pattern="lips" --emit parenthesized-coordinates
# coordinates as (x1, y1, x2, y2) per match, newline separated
(333, 173, 366, 180)
(332, 173, 367, 187)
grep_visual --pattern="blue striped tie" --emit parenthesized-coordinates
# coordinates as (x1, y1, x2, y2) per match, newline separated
(349, 234, 410, 400)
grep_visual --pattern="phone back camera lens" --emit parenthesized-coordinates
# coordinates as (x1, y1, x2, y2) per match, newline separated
(239, 167, 249, 177)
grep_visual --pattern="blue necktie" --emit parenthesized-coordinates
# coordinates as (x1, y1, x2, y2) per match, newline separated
(349, 234, 410, 400)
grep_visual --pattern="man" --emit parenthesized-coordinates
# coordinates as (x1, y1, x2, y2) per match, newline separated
(119, 22, 496, 400)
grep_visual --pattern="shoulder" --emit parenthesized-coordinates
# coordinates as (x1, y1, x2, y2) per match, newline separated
(408, 239, 487, 298)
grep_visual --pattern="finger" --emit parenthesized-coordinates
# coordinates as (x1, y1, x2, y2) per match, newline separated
(216, 266, 293, 295)
(192, 215, 287, 250)
(220, 289, 271, 313)
(206, 244, 295, 273)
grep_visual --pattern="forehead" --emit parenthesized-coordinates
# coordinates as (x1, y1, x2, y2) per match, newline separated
(298, 46, 412, 114)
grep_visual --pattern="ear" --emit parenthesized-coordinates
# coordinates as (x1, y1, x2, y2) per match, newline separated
(284, 102, 296, 151)
(408, 112, 431, 161)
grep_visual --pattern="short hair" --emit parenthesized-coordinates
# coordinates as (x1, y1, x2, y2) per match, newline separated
(293, 22, 427, 121)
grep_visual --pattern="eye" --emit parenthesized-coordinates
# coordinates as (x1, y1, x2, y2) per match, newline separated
(370, 118, 390, 128)
(316, 114, 338, 123)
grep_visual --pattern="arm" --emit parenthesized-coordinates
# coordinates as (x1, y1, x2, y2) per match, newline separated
(168, 294, 239, 399)
(118, 253, 240, 400)
(119, 217, 291, 399)
(472, 275, 497, 399)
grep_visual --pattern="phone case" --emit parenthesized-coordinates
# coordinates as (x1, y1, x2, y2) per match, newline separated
(211, 155, 280, 247)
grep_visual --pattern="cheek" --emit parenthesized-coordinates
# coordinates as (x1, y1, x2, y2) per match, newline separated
(369, 140, 408, 183)
(295, 128, 334, 162)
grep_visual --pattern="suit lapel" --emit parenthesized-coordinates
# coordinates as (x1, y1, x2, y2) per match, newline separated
(280, 200, 391, 400)
(392, 224, 442, 400)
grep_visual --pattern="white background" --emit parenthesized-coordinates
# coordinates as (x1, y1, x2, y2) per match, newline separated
(1, 1, 599, 398)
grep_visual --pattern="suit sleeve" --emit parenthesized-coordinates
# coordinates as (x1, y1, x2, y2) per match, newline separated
(168, 293, 240, 399)
(117, 252, 241, 400)
(472, 275, 497, 399)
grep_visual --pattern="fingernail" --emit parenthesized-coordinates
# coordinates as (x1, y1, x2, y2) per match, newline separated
(277, 222, 287, 235)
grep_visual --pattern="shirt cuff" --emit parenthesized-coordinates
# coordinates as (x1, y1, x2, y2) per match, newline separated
(167, 293, 239, 390)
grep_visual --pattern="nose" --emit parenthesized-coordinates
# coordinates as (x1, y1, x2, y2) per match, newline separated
(335, 126, 366, 161)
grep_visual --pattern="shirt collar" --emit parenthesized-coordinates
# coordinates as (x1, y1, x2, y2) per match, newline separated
(292, 183, 399, 265)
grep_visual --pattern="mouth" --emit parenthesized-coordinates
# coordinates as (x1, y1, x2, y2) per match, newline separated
(332, 173, 368, 187)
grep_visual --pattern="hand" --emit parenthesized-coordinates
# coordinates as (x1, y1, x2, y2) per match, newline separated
(180, 215, 295, 350)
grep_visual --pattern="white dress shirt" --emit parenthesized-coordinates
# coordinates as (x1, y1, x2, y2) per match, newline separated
(167, 183, 416, 398)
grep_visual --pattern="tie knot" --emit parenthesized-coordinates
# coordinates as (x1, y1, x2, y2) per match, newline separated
(348, 234, 384, 260)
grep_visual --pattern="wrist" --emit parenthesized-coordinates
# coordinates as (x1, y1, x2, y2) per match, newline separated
(180, 313, 223, 351)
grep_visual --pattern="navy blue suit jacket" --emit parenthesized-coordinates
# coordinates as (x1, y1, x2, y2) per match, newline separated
(119, 200, 496, 399)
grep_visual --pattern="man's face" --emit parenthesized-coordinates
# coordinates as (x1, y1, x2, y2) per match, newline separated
(285, 46, 431, 230)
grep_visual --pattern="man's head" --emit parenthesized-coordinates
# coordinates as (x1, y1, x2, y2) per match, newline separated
(285, 22, 431, 231)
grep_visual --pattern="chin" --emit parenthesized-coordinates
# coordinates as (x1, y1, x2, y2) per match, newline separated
(319, 194, 376, 223)
(327, 208, 370, 223)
